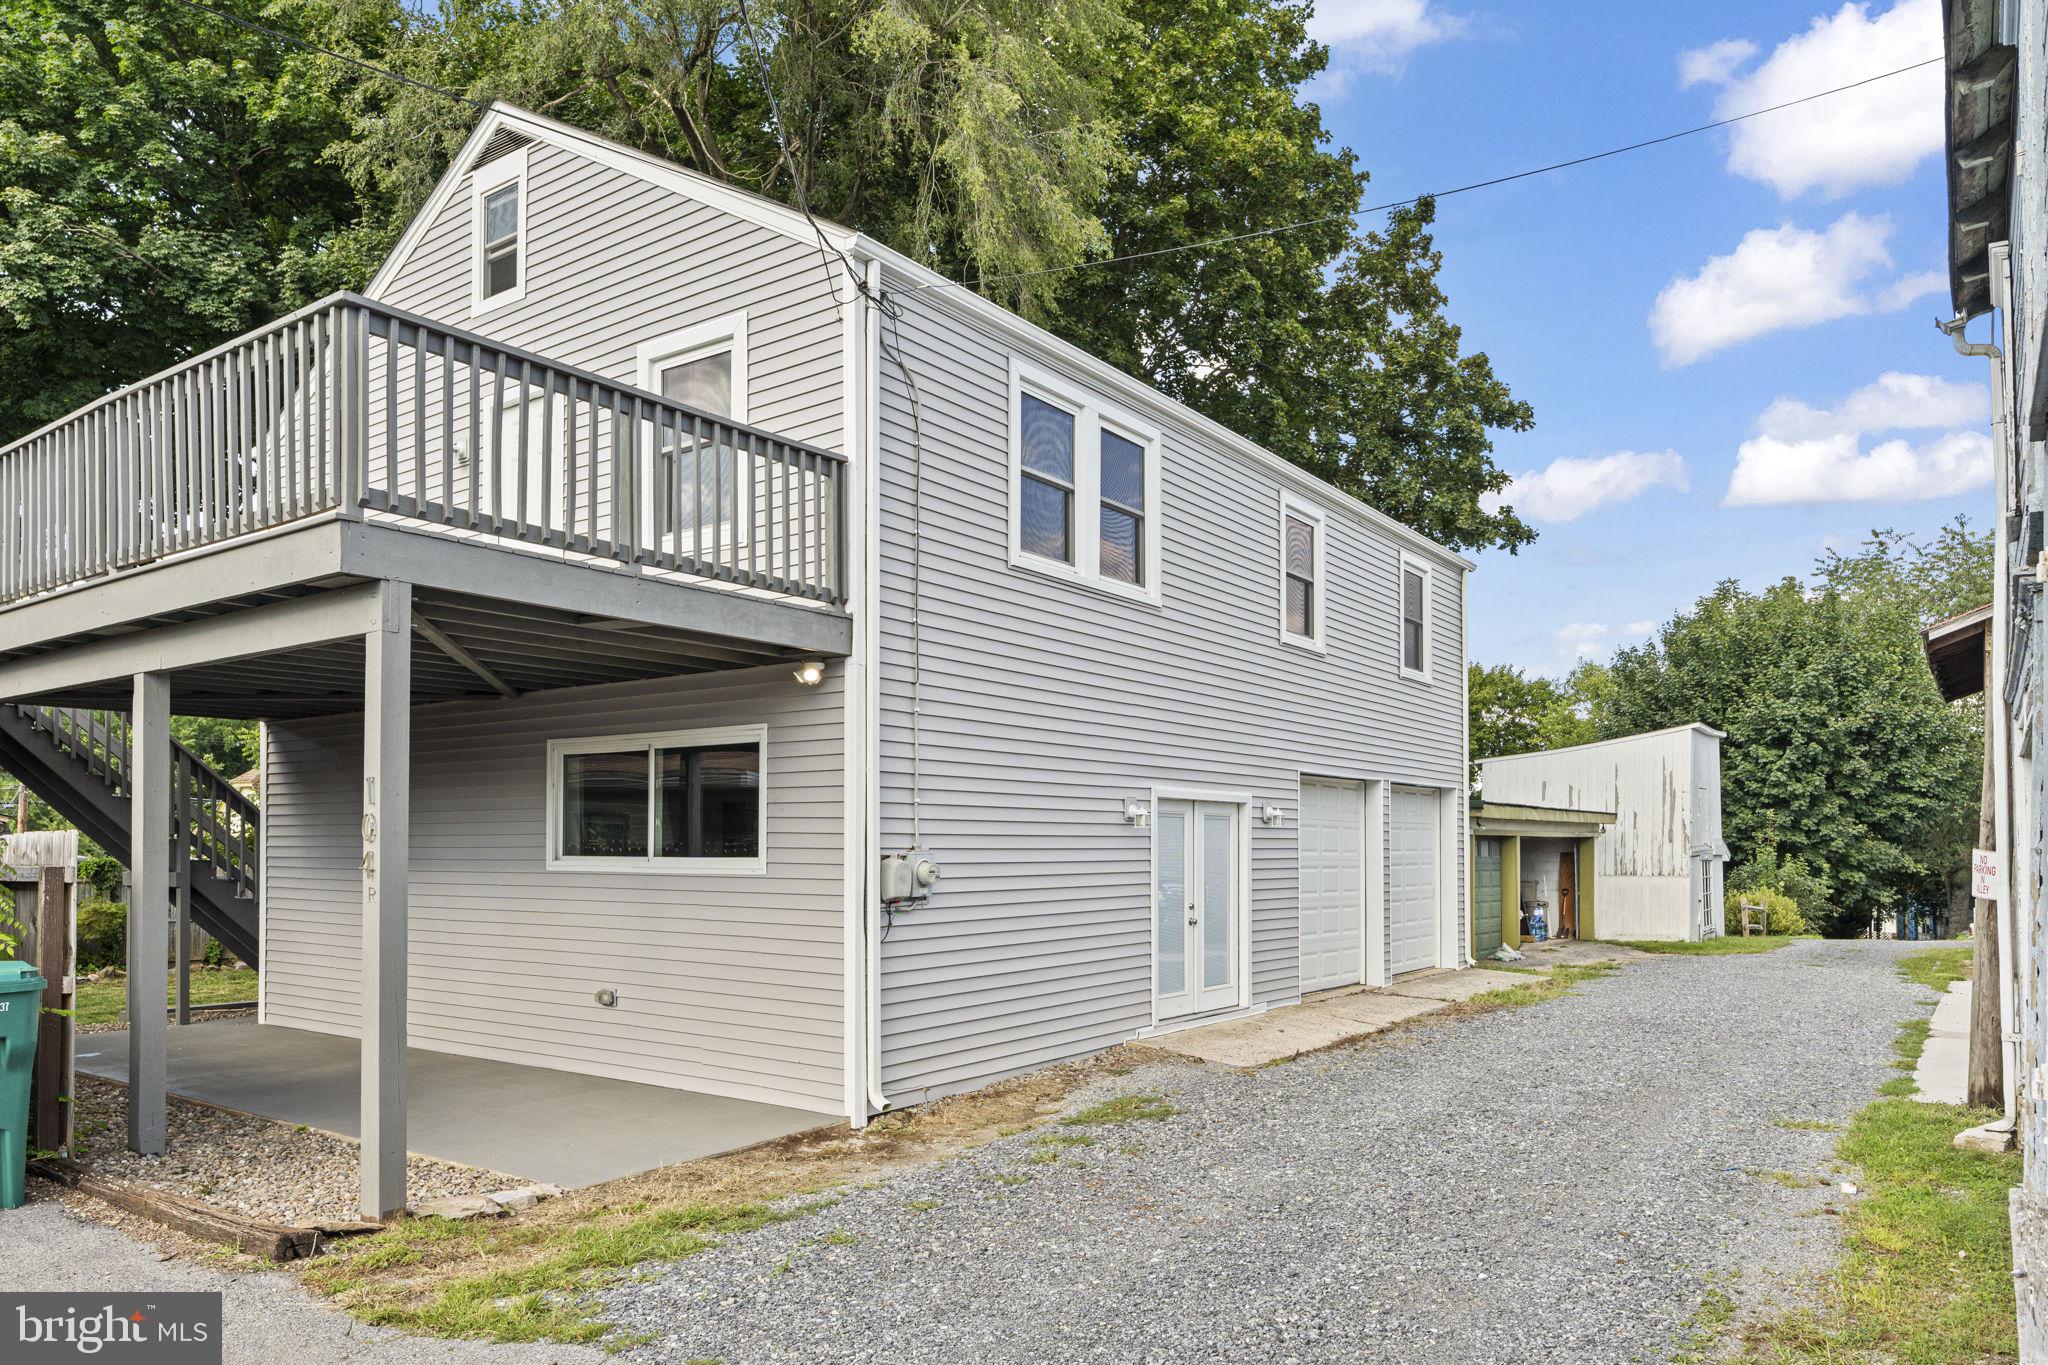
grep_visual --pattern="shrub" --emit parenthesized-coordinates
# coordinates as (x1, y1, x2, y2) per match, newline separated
(1726, 887, 1805, 936)
(76, 900, 127, 972)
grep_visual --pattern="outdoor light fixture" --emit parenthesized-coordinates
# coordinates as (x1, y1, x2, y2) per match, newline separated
(1123, 798, 1151, 827)
(1260, 804, 1283, 826)
(792, 659, 826, 687)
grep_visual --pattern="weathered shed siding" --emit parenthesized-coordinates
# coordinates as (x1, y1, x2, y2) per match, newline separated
(1478, 724, 1724, 940)
(260, 668, 845, 1112)
(869, 281, 1470, 1103)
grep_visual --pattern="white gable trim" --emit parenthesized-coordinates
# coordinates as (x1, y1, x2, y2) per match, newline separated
(368, 103, 857, 304)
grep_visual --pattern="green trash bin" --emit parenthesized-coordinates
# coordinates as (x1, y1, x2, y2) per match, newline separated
(0, 959, 48, 1210)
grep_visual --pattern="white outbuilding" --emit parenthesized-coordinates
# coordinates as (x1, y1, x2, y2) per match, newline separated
(1477, 723, 1727, 942)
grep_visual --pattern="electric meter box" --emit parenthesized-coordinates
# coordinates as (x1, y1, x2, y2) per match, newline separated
(881, 852, 942, 905)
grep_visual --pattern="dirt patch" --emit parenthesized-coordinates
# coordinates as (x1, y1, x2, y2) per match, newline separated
(60, 1074, 522, 1228)
(302, 1045, 1169, 1327)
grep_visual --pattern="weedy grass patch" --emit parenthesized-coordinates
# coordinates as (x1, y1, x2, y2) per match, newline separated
(1603, 935, 1804, 956)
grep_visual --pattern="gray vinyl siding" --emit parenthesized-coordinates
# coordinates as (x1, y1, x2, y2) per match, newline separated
(370, 138, 845, 453)
(870, 285, 1468, 1103)
(260, 668, 845, 1112)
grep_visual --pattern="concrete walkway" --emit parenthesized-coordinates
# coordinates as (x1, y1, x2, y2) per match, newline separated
(1913, 979, 1971, 1104)
(76, 1019, 836, 1187)
(1144, 966, 1517, 1067)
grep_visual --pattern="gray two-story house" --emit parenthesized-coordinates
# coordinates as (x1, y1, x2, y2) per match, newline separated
(0, 103, 1470, 1217)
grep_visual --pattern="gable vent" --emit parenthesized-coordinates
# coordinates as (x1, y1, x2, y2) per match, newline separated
(469, 127, 536, 175)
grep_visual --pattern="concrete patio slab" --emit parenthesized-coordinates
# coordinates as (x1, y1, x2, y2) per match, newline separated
(1913, 980, 1970, 1105)
(76, 1020, 836, 1189)
(1145, 968, 1518, 1068)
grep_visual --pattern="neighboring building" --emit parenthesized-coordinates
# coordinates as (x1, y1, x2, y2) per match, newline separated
(1938, 0, 2044, 1346)
(1475, 724, 1726, 943)
(0, 103, 1473, 1216)
(1469, 799, 1614, 954)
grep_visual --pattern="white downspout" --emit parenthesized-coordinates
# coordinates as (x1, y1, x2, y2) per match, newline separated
(860, 254, 891, 1115)
(840, 264, 870, 1130)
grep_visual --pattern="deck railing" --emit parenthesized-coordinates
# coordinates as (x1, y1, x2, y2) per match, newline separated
(0, 292, 848, 606)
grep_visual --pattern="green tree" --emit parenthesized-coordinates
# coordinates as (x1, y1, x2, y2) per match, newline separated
(1468, 662, 1593, 781)
(0, 0, 394, 443)
(170, 716, 260, 777)
(1593, 576, 1980, 937)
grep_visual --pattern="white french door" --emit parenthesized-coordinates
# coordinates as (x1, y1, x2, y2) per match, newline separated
(1154, 799, 1243, 1020)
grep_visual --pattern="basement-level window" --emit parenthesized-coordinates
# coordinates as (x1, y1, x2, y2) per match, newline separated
(548, 725, 765, 873)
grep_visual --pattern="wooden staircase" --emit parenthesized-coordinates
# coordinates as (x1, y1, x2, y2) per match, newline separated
(0, 706, 259, 965)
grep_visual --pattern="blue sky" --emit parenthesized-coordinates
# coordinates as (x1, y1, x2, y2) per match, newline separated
(1305, 0, 1986, 676)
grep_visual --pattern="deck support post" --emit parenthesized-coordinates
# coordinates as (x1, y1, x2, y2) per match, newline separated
(127, 671, 170, 1155)
(359, 580, 412, 1221)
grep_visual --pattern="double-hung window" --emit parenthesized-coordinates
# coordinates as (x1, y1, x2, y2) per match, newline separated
(472, 147, 528, 311)
(1399, 553, 1433, 681)
(1009, 360, 1161, 602)
(1278, 496, 1326, 651)
(636, 315, 749, 558)
(548, 725, 767, 873)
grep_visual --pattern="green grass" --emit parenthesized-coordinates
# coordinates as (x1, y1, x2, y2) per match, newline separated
(72, 965, 258, 1027)
(1604, 935, 1803, 956)
(1464, 959, 1619, 1009)
(1733, 942, 2016, 1363)
(1059, 1095, 1176, 1127)
(313, 1202, 808, 1344)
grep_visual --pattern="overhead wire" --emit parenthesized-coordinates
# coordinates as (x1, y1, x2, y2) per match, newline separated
(167, 0, 484, 108)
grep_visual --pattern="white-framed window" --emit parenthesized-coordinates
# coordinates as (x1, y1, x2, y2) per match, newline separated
(471, 147, 528, 312)
(1278, 495, 1326, 652)
(1008, 358, 1162, 603)
(1398, 553, 1433, 681)
(636, 314, 750, 555)
(546, 724, 767, 874)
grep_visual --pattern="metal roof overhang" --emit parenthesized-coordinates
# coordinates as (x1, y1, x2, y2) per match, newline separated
(1943, 0, 2016, 319)
(1471, 801, 1617, 840)
(1922, 601, 1992, 701)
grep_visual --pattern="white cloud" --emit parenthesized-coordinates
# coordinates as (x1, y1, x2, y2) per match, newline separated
(1685, 0, 1944, 199)
(1554, 619, 1659, 663)
(1755, 371, 1987, 441)
(1307, 0, 1466, 78)
(1483, 450, 1689, 523)
(1677, 38, 1757, 89)
(1650, 213, 1940, 366)
(1724, 371, 1992, 506)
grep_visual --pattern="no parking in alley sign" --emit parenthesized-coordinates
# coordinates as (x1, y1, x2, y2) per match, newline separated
(1973, 847, 2002, 901)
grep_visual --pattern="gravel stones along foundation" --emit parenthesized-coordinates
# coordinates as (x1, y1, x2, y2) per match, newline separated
(599, 939, 1932, 1364)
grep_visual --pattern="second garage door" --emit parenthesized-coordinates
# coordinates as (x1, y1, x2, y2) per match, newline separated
(1298, 778, 1365, 992)
(1389, 786, 1440, 976)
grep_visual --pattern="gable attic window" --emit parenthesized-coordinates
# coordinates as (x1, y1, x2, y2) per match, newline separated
(472, 146, 528, 311)
(1399, 553, 1433, 681)
(1008, 358, 1161, 602)
(1278, 496, 1325, 652)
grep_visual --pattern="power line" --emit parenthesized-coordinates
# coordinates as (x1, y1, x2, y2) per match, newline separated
(168, 0, 483, 108)
(922, 53, 1946, 296)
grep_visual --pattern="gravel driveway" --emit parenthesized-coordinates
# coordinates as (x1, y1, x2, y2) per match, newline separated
(602, 939, 1933, 1364)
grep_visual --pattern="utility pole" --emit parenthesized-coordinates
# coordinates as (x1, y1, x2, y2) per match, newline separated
(1970, 628, 2004, 1109)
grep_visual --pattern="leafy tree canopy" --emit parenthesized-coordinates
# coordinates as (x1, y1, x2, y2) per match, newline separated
(1467, 662, 1593, 782)
(0, 0, 1534, 551)
(1582, 524, 1990, 935)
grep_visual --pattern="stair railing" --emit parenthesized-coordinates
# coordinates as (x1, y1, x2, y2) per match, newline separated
(16, 705, 259, 898)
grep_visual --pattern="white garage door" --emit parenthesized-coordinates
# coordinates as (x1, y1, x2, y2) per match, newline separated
(1298, 779, 1365, 992)
(1389, 786, 1440, 976)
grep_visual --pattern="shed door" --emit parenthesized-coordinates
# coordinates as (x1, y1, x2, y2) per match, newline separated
(1389, 786, 1440, 975)
(1473, 838, 1503, 960)
(1298, 778, 1365, 992)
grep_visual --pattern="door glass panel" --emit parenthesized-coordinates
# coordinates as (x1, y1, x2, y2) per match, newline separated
(1156, 808, 1187, 996)
(1202, 809, 1234, 990)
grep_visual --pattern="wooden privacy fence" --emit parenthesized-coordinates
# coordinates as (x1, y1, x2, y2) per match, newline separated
(0, 293, 848, 606)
